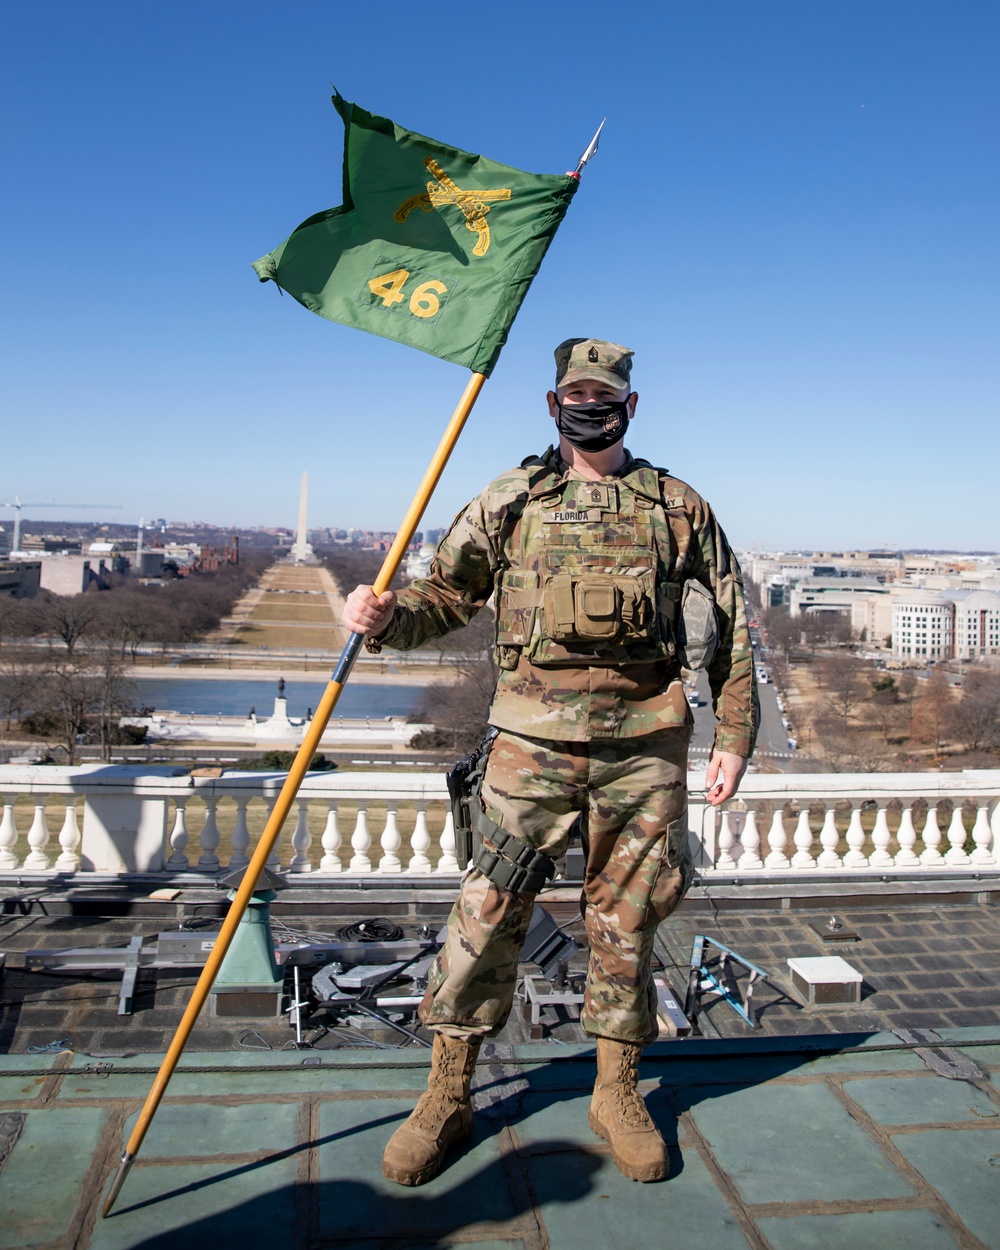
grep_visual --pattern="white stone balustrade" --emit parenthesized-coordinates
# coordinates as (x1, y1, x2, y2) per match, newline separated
(690, 770, 999, 876)
(0, 764, 996, 881)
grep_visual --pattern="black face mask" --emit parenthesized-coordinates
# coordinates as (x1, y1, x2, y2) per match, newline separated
(555, 398, 631, 452)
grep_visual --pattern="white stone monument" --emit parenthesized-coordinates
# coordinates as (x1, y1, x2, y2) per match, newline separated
(289, 471, 316, 564)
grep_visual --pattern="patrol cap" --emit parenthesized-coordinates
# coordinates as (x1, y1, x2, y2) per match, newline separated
(554, 338, 634, 393)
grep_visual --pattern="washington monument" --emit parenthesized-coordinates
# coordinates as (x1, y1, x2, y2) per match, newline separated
(290, 472, 316, 564)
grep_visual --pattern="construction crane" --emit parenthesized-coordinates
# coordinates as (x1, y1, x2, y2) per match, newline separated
(1, 496, 123, 555)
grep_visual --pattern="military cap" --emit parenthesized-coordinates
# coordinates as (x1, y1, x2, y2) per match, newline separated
(554, 338, 634, 393)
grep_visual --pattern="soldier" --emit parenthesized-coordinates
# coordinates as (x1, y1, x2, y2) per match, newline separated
(343, 338, 758, 1187)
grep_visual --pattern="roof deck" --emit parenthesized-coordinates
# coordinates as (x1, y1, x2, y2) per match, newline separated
(2, 1029, 999, 1250)
(2, 882, 999, 1249)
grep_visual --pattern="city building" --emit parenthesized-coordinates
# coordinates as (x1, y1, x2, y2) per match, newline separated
(788, 577, 890, 619)
(891, 590, 955, 661)
(0, 560, 41, 598)
(38, 555, 113, 595)
(952, 590, 1000, 660)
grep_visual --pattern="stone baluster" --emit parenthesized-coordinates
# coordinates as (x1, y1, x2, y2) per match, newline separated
(736, 807, 763, 871)
(868, 803, 894, 868)
(843, 804, 868, 867)
(715, 808, 738, 871)
(319, 804, 342, 872)
(919, 803, 945, 866)
(349, 807, 372, 873)
(230, 798, 251, 870)
(437, 809, 459, 873)
(289, 799, 313, 872)
(408, 805, 432, 874)
(893, 805, 920, 867)
(0, 802, 19, 870)
(197, 796, 221, 872)
(264, 802, 282, 871)
(790, 808, 816, 869)
(23, 802, 51, 870)
(55, 802, 82, 872)
(969, 802, 994, 867)
(764, 807, 790, 869)
(379, 808, 403, 873)
(816, 806, 842, 869)
(166, 799, 190, 869)
(944, 804, 971, 866)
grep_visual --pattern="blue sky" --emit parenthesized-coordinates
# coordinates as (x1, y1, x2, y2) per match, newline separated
(3, 2, 998, 551)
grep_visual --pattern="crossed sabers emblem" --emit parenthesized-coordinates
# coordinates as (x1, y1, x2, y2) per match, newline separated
(394, 157, 512, 257)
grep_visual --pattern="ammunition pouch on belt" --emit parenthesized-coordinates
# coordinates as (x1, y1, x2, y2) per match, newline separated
(473, 813, 556, 895)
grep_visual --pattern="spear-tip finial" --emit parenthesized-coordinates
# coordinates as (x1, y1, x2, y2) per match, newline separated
(569, 118, 606, 179)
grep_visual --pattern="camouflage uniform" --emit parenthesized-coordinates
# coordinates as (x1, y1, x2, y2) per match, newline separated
(367, 442, 757, 1042)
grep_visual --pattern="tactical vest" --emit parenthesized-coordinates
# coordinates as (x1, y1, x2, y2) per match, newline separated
(492, 449, 696, 671)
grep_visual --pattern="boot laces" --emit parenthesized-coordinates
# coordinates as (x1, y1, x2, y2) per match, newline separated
(410, 1087, 460, 1134)
(612, 1046, 653, 1129)
(410, 1042, 472, 1132)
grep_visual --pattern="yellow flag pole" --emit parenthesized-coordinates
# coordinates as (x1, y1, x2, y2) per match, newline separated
(101, 370, 487, 1217)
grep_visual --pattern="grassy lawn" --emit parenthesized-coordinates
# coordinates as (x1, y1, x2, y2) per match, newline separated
(235, 624, 343, 649)
(249, 603, 335, 623)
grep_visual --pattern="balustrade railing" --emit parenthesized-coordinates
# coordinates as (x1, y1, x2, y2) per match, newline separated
(693, 771, 999, 876)
(0, 765, 996, 881)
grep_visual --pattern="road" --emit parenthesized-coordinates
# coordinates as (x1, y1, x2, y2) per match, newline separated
(688, 669, 793, 765)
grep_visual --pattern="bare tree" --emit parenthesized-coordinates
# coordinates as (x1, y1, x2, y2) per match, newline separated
(820, 656, 868, 724)
(97, 589, 158, 660)
(896, 670, 917, 702)
(809, 713, 894, 772)
(0, 649, 44, 730)
(30, 592, 101, 655)
(907, 668, 955, 752)
(867, 683, 907, 745)
(800, 612, 854, 653)
(950, 669, 1000, 754)
(0, 595, 32, 648)
(762, 608, 801, 662)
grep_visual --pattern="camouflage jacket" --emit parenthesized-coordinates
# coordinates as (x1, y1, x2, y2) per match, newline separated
(367, 447, 758, 755)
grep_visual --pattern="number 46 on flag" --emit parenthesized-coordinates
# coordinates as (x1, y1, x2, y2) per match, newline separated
(252, 91, 578, 377)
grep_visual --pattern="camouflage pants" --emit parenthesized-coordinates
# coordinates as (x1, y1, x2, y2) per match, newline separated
(418, 727, 693, 1044)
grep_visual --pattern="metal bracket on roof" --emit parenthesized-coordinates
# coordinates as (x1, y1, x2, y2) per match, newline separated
(892, 1028, 986, 1082)
(684, 934, 770, 1030)
(118, 937, 144, 1016)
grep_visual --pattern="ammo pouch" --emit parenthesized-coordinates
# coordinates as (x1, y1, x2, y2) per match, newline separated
(658, 577, 719, 671)
(544, 572, 652, 642)
(494, 569, 662, 669)
(473, 816, 556, 895)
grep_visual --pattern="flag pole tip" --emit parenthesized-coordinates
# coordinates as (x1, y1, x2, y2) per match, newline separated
(573, 118, 606, 176)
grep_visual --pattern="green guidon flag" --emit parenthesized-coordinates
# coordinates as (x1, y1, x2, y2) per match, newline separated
(253, 92, 578, 377)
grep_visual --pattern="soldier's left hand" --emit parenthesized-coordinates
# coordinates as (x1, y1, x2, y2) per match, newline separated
(705, 750, 748, 807)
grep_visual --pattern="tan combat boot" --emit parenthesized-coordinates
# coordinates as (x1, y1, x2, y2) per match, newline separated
(382, 1032, 481, 1186)
(589, 1037, 669, 1182)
